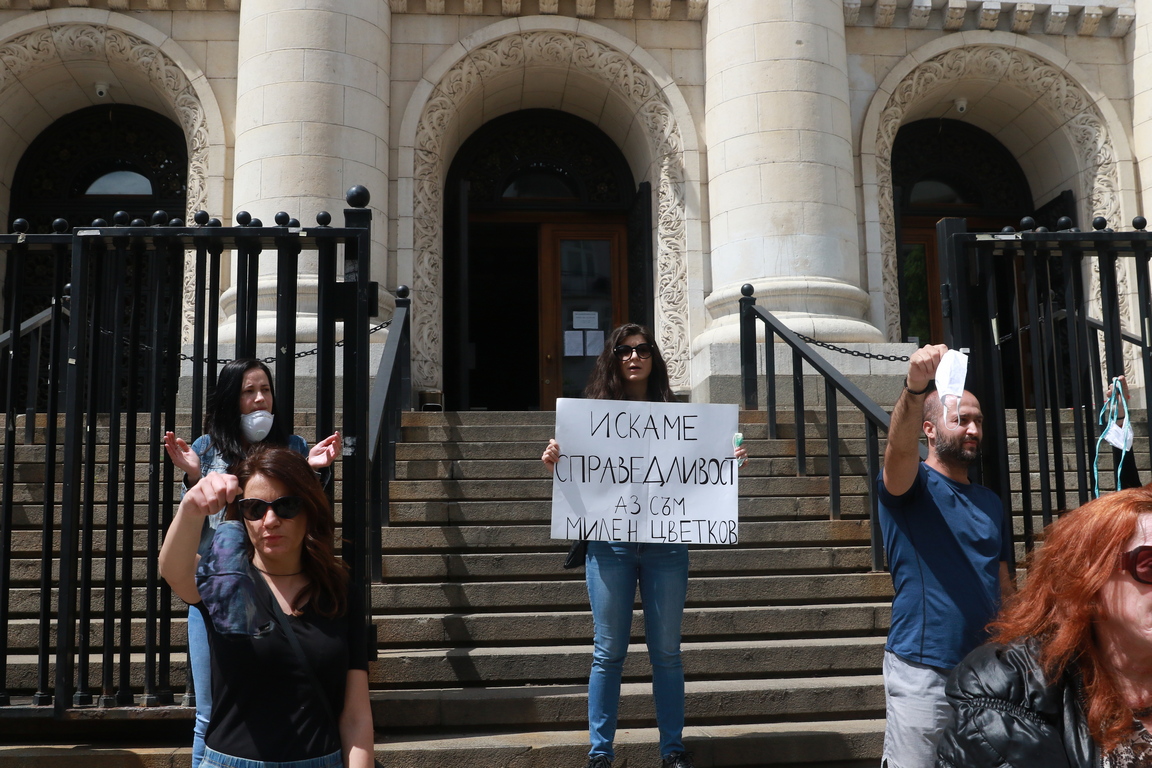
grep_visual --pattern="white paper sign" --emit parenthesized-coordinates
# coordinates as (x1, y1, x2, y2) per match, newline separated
(572, 311, 599, 330)
(550, 398, 740, 545)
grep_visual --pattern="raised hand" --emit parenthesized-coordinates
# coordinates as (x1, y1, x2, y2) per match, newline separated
(164, 431, 201, 480)
(308, 432, 342, 470)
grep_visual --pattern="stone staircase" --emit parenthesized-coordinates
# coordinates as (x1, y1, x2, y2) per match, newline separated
(8, 406, 1133, 766)
(370, 410, 889, 768)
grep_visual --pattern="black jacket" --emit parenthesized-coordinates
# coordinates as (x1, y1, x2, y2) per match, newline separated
(936, 640, 1099, 768)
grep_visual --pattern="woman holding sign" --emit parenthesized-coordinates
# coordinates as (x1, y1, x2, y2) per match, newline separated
(543, 324, 745, 768)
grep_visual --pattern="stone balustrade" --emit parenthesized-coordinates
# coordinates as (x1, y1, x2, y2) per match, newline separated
(843, 0, 1134, 36)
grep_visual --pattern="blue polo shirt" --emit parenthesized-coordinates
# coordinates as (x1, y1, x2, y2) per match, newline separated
(877, 463, 1010, 670)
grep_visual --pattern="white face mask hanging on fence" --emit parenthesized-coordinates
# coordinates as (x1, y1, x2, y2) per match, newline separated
(934, 349, 969, 430)
(1094, 377, 1132, 497)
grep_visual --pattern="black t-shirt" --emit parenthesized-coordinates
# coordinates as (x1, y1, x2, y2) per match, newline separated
(194, 573, 369, 761)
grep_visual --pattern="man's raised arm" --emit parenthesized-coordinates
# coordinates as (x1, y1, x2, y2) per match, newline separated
(883, 344, 946, 496)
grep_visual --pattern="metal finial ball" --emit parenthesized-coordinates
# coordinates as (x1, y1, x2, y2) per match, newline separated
(52, 218, 69, 233)
(249, 218, 262, 228)
(1001, 226, 1015, 234)
(1056, 216, 1073, 230)
(316, 211, 332, 226)
(91, 219, 108, 227)
(12, 218, 28, 233)
(131, 219, 146, 227)
(275, 211, 290, 226)
(194, 210, 210, 226)
(1070, 227, 1081, 233)
(1093, 216, 1108, 230)
(235, 211, 252, 226)
(397, 284, 410, 299)
(151, 211, 168, 226)
(346, 185, 370, 208)
(1134, 216, 1147, 231)
(1035, 226, 1049, 233)
(741, 283, 754, 297)
(169, 218, 184, 227)
(113, 211, 131, 226)
(1019, 217, 1036, 231)
(208, 218, 222, 227)
(288, 218, 300, 228)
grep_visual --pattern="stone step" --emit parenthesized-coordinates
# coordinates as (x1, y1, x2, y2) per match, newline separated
(375, 675, 885, 731)
(379, 521, 873, 552)
(373, 637, 886, 687)
(387, 496, 871, 524)
(378, 546, 873, 581)
(370, 573, 893, 613)
(3, 603, 892, 652)
(385, 477, 872, 502)
(375, 604, 891, 647)
(0, 719, 885, 766)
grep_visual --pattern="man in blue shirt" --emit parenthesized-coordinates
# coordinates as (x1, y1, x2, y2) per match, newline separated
(878, 344, 1015, 768)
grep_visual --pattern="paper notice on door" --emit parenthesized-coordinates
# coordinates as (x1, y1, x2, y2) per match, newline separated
(585, 330, 604, 356)
(572, 311, 598, 330)
(564, 330, 584, 357)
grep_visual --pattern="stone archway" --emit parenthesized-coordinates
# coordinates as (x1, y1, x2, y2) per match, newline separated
(862, 39, 1135, 342)
(0, 11, 226, 334)
(399, 21, 698, 391)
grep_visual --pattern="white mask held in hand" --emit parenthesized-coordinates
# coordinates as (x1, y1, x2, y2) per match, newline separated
(934, 349, 969, 430)
(240, 409, 274, 442)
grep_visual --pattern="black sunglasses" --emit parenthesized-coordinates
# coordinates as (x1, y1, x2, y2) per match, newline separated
(236, 496, 304, 521)
(1120, 546, 1152, 585)
(613, 343, 653, 360)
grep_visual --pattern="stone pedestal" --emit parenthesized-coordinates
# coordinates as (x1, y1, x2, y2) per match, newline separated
(223, 0, 392, 341)
(700, 0, 882, 350)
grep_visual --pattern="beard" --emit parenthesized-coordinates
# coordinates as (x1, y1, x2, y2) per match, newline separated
(934, 430, 980, 465)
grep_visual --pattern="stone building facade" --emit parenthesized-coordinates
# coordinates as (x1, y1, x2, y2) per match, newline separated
(0, 0, 1143, 406)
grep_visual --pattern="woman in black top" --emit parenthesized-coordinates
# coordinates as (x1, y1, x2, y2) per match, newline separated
(160, 446, 373, 768)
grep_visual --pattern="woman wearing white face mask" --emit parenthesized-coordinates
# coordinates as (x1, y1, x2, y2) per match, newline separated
(163, 358, 341, 768)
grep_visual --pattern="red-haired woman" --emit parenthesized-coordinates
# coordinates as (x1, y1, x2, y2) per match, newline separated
(936, 487, 1152, 767)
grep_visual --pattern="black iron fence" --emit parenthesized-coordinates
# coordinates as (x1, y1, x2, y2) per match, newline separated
(739, 286, 918, 571)
(938, 215, 1152, 555)
(0, 185, 410, 714)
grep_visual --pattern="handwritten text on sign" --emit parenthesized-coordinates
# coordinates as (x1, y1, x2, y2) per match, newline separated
(550, 398, 739, 545)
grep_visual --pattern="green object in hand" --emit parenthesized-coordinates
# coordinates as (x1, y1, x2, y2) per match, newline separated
(733, 432, 746, 468)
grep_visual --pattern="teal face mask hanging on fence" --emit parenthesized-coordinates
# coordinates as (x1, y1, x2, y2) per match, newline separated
(1093, 377, 1133, 497)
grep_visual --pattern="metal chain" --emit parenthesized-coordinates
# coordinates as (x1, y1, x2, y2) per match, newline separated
(792, 332, 911, 363)
(104, 318, 393, 363)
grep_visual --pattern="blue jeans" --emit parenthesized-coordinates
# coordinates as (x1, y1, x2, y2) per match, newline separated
(201, 747, 341, 768)
(585, 541, 689, 760)
(188, 605, 212, 768)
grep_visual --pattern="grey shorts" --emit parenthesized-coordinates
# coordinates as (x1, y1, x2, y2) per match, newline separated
(882, 649, 954, 768)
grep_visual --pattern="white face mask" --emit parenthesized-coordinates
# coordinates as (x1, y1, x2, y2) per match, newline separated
(240, 409, 274, 443)
(935, 349, 969, 430)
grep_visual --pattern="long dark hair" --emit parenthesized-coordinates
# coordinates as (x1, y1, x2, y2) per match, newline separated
(583, 323, 673, 402)
(225, 445, 349, 618)
(204, 359, 290, 465)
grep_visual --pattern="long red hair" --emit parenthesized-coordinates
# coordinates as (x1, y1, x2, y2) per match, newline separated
(991, 487, 1152, 750)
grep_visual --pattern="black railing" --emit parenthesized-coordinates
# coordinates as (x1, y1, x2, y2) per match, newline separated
(367, 286, 411, 583)
(0, 185, 386, 714)
(739, 284, 907, 571)
(939, 215, 1152, 556)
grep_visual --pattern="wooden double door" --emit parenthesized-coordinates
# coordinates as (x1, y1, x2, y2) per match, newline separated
(450, 213, 629, 411)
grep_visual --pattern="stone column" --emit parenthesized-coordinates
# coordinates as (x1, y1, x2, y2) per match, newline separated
(700, 0, 881, 344)
(1135, 0, 1152, 226)
(224, 0, 391, 341)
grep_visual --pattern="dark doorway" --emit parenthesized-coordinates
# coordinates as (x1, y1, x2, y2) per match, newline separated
(444, 109, 643, 411)
(5, 104, 187, 330)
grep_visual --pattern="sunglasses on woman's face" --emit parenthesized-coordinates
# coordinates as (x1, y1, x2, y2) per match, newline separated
(613, 343, 653, 361)
(236, 496, 304, 521)
(1120, 546, 1152, 585)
